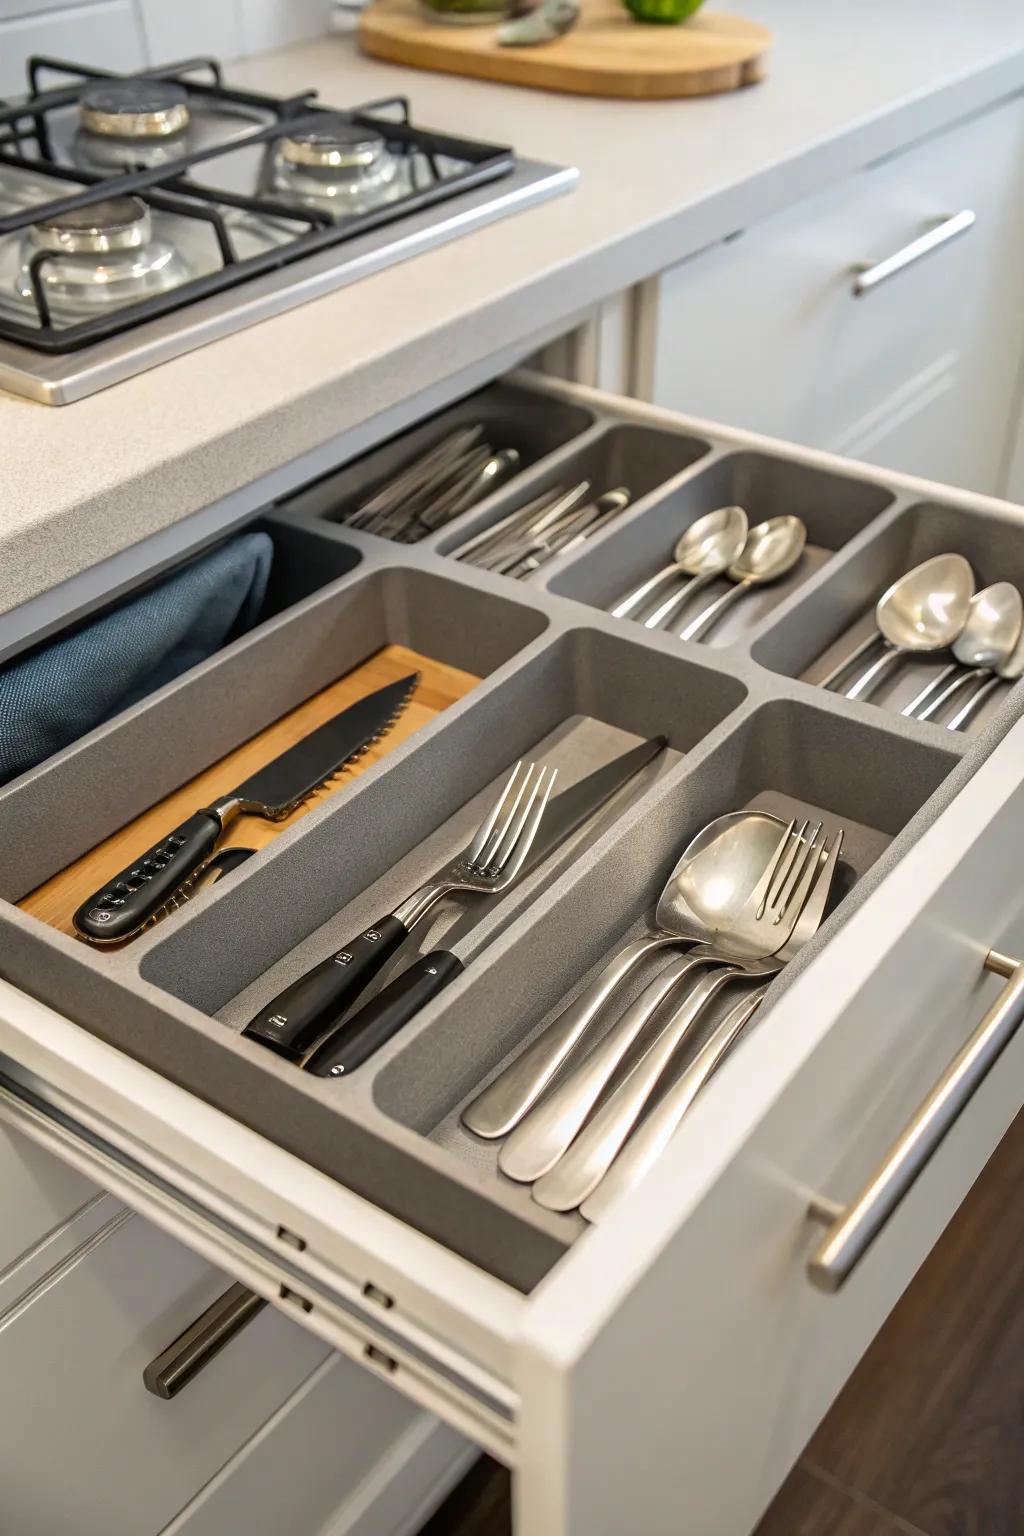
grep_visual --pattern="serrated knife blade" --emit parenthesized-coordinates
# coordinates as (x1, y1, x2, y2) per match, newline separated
(73, 672, 419, 945)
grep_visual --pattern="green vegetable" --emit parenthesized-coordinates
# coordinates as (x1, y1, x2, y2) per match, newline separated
(622, 0, 704, 23)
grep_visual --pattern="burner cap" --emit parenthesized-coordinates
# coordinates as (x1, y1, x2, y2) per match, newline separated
(30, 195, 152, 255)
(79, 79, 190, 139)
(278, 117, 386, 172)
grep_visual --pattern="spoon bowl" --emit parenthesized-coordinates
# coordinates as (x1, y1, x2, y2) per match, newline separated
(843, 552, 974, 702)
(679, 514, 808, 642)
(609, 504, 747, 623)
(902, 581, 1023, 720)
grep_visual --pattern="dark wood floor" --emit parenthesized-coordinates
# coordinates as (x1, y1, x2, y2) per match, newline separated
(419, 1104, 1024, 1536)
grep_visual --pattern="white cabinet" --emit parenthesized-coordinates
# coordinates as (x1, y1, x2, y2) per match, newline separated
(637, 94, 1024, 497)
(4, 377, 1024, 1535)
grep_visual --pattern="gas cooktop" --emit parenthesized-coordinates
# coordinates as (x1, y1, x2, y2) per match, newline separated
(0, 55, 576, 404)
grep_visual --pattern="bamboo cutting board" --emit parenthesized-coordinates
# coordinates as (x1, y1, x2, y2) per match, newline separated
(359, 0, 770, 99)
(21, 644, 480, 939)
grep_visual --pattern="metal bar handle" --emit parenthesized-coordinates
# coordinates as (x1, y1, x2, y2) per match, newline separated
(808, 949, 1024, 1292)
(852, 209, 976, 296)
(143, 1282, 266, 1400)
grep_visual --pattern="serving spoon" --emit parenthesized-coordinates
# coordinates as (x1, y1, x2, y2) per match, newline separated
(946, 626, 1024, 732)
(609, 506, 748, 624)
(678, 514, 807, 642)
(901, 581, 1022, 721)
(462, 809, 792, 1142)
(841, 553, 974, 702)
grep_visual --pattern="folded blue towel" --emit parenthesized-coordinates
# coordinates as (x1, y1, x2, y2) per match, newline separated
(0, 531, 274, 787)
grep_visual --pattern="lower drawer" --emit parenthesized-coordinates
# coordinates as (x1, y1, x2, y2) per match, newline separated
(0, 1211, 329, 1536)
(0, 1121, 99, 1274)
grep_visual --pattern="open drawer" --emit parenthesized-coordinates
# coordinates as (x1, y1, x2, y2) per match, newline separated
(3, 375, 1024, 1535)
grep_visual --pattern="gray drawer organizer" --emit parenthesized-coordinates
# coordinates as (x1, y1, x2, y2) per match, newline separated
(3, 372, 1024, 1294)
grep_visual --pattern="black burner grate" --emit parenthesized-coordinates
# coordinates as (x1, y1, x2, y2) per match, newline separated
(0, 56, 515, 354)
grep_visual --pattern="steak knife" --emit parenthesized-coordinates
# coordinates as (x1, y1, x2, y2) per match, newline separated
(299, 735, 667, 1077)
(72, 673, 419, 945)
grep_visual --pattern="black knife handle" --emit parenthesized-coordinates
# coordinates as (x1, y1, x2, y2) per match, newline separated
(72, 810, 223, 944)
(241, 913, 409, 1061)
(305, 950, 464, 1078)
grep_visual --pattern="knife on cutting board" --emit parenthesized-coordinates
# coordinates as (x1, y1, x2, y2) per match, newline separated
(298, 734, 667, 1077)
(72, 673, 419, 945)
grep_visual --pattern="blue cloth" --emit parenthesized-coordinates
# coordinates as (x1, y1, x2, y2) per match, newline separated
(0, 531, 273, 787)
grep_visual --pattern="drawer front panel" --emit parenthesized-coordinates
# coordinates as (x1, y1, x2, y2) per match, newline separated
(644, 95, 1024, 494)
(517, 710, 1024, 1536)
(0, 1211, 329, 1536)
(0, 1122, 99, 1276)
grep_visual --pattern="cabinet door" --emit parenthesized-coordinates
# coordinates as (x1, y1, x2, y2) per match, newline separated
(640, 95, 1024, 495)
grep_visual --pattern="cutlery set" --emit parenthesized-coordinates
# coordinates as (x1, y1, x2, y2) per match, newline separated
(821, 553, 1024, 729)
(451, 480, 633, 578)
(610, 507, 807, 640)
(462, 808, 846, 1219)
(342, 426, 522, 542)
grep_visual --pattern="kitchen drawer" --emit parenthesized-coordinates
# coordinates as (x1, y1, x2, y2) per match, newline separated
(0, 1207, 329, 1536)
(638, 94, 1024, 495)
(2, 375, 1024, 1535)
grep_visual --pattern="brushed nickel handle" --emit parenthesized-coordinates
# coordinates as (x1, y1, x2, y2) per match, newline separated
(808, 949, 1024, 1292)
(852, 210, 975, 296)
(143, 1283, 266, 1399)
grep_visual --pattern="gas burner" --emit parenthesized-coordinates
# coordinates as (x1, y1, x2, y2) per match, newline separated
(15, 194, 192, 314)
(79, 80, 191, 139)
(267, 115, 408, 218)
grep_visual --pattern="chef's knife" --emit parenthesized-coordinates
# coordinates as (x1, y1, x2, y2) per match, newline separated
(299, 735, 667, 1077)
(72, 673, 419, 946)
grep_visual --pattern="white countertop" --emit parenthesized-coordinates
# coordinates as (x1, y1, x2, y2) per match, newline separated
(3, 0, 1024, 616)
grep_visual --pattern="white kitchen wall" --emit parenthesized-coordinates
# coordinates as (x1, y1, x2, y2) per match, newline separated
(0, 0, 329, 98)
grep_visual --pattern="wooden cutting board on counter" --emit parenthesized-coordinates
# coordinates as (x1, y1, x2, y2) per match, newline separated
(359, 0, 770, 99)
(21, 644, 479, 939)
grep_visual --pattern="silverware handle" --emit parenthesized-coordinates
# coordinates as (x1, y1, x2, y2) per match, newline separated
(679, 579, 750, 643)
(818, 631, 881, 691)
(533, 966, 743, 1212)
(916, 665, 988, 724)
(460, 935, 679, 1140)
(807, 949, 1024, 1292)
(947, 672, 1004, 731)
(642, 569, 714, 631)
(143, 1283, 266, 1400)
(582, 987, 766, 1221)
(498, 950, 707, 1183)
(610, 561, 682, 620)
(900, 660, 960, 718)
(852, 210, 976, 296)
(841, 641, 901, 701)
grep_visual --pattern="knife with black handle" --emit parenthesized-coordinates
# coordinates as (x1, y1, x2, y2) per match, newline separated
(72, 673, 418, 945)
(242, 736, 666, 1062)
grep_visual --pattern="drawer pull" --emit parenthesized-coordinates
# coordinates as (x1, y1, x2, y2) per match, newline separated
(143, 1282, 266, 1400)
(808, 950, 1024, 1292)
(852, 209, 975, 296)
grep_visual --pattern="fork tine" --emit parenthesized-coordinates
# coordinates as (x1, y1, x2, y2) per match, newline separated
(489, 763, 555, 873)
(773, 821, 823, 926)
(476, 762, 537, 870)
(760, 818, 806, 918)
(500, 765, 558, 882)
(768, 818, 815, 917)
(466, 761, 524, 867)
(752, 819, 797, 919)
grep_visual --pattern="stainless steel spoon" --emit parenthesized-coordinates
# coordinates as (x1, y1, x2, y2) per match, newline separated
(462, 810, 791, 1142)
(678, 515, 808, 642)
(901, 581, 1023, 721)
(946, 625, 1024, 731)
(609, 506, 748, 624)
(841, 553, 974, 703)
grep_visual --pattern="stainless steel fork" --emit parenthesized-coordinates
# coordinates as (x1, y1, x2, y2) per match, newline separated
(498, 819, 822, 1186)
(527, 822, 835, 1210)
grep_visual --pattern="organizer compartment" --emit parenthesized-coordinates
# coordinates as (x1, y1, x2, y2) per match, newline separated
(754, 496, 1024, 729)
(547, 450, 896, 645)
(434, 421, 712, 560)
(1, 560, 546, 904)
(282, 379, 595, 539)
